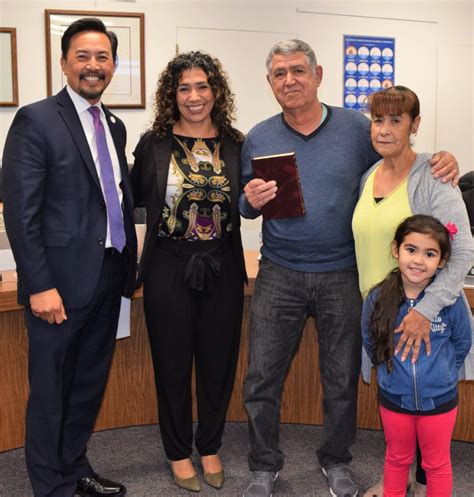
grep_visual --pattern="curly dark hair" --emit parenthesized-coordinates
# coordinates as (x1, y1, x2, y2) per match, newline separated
(368, 214, 451, 372)
(150, 51, 243, 142)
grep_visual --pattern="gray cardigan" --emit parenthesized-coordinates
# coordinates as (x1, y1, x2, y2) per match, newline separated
(360, 152, 474, 320)
(359, 153, 474, 381)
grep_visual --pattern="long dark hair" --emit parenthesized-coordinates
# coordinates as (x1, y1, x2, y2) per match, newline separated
(368, 214, 451, 371)
(150, 51, 243, 142)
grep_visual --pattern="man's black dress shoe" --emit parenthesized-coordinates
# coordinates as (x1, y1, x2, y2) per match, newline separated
(76, 473, 126, 496)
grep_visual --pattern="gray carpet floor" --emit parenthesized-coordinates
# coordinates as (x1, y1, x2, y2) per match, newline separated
(1, 423, 472, 496)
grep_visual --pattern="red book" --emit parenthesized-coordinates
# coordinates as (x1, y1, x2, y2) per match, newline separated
(251, 152, 306, 221)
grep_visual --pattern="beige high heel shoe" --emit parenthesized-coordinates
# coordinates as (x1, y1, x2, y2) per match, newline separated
(170, 459, 201, 492)
(201, 454, 225, 489)
(203, 470, 225, 489)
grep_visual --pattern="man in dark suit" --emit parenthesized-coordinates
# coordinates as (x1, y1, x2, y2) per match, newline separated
(2, 18, 136, 497)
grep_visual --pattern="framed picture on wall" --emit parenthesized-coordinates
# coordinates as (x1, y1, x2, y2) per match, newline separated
(0, 27, 19, 107)
(45, 9, 145, 109)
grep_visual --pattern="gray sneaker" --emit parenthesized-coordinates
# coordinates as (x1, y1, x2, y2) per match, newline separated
(242, 471, 278, 497)
(322, 465, 358, 497)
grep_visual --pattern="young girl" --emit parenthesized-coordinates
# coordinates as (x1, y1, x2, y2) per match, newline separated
(361, 214, 472, 497)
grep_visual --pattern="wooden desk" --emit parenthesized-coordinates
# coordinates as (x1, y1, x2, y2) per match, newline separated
(1, 252, 473, 452)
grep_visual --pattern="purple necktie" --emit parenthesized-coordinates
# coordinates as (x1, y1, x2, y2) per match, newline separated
(88, 106, 126, 252)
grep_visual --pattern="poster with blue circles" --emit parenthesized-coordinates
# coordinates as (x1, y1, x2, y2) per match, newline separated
(343, 35, 395, 112)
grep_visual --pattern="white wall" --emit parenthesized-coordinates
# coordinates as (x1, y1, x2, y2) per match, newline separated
(1, 0, 472, 247)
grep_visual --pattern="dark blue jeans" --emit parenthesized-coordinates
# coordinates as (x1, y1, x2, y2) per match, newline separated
(243, 257, 362, 471)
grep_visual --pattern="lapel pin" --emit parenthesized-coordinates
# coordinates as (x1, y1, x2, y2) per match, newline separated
(110, 116, 116, 124)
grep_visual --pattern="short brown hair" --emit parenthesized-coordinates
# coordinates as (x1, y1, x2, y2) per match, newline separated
(368, 85, 420, 121)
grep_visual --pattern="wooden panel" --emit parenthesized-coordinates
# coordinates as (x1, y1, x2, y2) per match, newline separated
(225, 297, 251, 421)
(1, 253, 473, 452)
(465, 286, 474, 304)
(95, 298, 158, 430)
(0, 279, 22, 313)
(0, 310, 28, 452)
(281, 319, 322, 424)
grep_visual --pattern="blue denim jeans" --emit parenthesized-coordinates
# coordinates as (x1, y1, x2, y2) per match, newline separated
(243, 257, 362, 471)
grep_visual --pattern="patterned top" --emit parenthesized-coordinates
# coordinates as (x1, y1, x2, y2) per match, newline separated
(159, 135, 232, 240)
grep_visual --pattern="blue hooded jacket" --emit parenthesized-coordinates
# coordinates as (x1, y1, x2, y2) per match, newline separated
(361, 285, 472, 411)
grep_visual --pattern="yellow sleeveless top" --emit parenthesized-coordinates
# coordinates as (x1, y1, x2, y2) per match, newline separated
(352, 167, 412, 297)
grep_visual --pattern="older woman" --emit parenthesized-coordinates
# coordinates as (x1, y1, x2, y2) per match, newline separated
(352, 86, 473, 497)
(131, 51, 246, 492)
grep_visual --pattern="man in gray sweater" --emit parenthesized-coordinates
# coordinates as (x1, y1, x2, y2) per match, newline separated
(239, 39, 458, 497)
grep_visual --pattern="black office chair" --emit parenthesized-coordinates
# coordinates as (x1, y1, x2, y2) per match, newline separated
(459, 172, 474, 234)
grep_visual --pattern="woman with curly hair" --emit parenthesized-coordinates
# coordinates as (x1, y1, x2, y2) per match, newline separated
(131, 51, 246, 492)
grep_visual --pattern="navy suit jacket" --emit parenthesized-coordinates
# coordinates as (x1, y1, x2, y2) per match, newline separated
(2, 87, 137, 308)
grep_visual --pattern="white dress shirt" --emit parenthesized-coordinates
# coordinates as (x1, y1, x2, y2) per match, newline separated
(66, 85, 124, 249)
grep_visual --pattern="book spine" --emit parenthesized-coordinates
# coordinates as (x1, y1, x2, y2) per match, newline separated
(293, 161, 306, 215)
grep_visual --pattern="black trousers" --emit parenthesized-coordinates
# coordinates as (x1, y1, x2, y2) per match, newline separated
(143, 237, 244, 461)
(24, 251, 125, 497)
